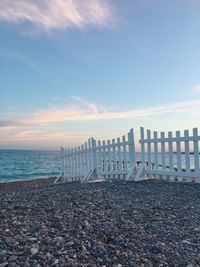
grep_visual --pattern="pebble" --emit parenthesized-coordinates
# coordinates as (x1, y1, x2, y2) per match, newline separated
(51, 259, 59, 266)
(30, 248, 38, 256)
(8, 255, 18, 262)
(66, 241, 74, 247)
(0, 179, 200, 266)
(0, 251, 7, 258)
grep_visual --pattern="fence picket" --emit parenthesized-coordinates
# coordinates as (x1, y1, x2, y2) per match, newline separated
(147, 130, 151, 170)
(112, 139, 116, 177)
(153, 131, 159, 174)
(117, 137, 122, 177)
(184, 130, 190, 182)
(128, 128, 135, 166)
(140, 127, 145, 165)
(161, 132, 166, 172)
(193, 128, 199, 173)
(176, 131, 182, 182)
(122, 135, 127, 175)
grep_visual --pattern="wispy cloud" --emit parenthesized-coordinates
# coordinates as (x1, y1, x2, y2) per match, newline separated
(193, 85, 200, 93)
(0, 50, 39, 72)
(1, 97, 200, 147)
(1, 97, 200, 129)
(70, 95, 106, 114)
(0, 0, 113, 32)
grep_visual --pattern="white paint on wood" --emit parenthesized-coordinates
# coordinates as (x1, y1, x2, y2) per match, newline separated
(161, 132, 166, 171)
(153, 131, 159, 172)
(147, 129, 151, 169)
(140, 127, 145, 164)
(193, 128, 199, 172)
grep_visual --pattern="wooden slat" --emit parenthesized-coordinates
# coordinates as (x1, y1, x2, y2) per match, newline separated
(117, 137, 122, 173)
(184, 130, 190, 181)
(193, 128, 199, 172)
(161, 132, 166, 171)
(147, 129, 151, 169)
(112, 138, 116, 175)
(128, 128, 135, 166)
(140, 127, 145, 164)
(153, 131, 159, 171)
(168, 132, 173, 171)
(176, 131, 182, 176)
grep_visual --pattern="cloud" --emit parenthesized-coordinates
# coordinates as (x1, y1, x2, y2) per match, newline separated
(70, 95, 106, 114)
(0, 0, 113, 32)
(1, 97, 200, 129)
(1, 97, 200, 148)
(0, 50, 40, 72)
(193, 85, 200, 93)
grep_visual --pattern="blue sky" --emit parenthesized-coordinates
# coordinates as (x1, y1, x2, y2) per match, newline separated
(1, 0, 200, 150)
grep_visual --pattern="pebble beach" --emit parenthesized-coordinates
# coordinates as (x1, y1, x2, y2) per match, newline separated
(0, 179, 200, 267)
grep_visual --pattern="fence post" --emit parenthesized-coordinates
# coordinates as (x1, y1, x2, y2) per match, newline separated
(91, 138, 97, 178)
(193, 128, 199, 173)
(98, 141, 102, 178)
(128, 128, 136, 166)
(161, 132, 166, 173)
(77, 147, 80, 181)
(61, 146, 65, 178)
(122, 135, 127, 173)
(184, 130, 190, 182)
(140, 127, 145, 164)
(84, 142, 88, 173)
(102, 140, 106, 176)
(168, 132, 173, 170)
(117, 137, 122, 178)
(112, 139, 116, 177)
(107, 140, 111, 178)
(147, 129, 151, 171)
(176, 131, 182, 182)
(68, 151, 72, 181)
(153, 131, 158, 174)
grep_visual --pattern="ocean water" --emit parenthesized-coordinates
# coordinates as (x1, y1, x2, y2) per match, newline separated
(0, 150, 61, 183)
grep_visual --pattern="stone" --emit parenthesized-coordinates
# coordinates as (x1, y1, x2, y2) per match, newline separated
(26, 236, 37, 242)
(66, 241, 74, 247)
(8, 256, 18, 262)
(0, 251, 7, 258)
(5, 238, 16, 248)
(30, 248, 38, 256)
(51, 259, 59, 266)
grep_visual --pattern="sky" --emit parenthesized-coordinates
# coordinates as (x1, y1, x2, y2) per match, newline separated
(1, 0, 200, 150)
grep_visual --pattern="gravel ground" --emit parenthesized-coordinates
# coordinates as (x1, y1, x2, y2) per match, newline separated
(0, 179, 200, 267)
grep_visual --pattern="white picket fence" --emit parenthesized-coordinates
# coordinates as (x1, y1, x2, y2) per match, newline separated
(55, 129, 137, 183)
(55, 127, 200, 184)
(137, 127, 200, 183)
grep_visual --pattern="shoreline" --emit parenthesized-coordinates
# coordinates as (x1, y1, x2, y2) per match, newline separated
(0, 176, 57, 189)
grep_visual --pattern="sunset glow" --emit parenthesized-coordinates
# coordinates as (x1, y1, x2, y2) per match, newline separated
(1, 0, 200, 149)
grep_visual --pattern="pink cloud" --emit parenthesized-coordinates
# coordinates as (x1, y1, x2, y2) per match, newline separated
(0, 0, 113, 31)
(1, 98, 200, 129)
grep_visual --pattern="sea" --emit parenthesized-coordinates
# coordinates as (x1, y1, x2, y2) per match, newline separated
(0, 150, 61, 183)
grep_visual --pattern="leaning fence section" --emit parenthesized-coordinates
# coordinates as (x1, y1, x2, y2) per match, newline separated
(55, 126, 200, 184)
(137, 127, 200, 183)
(59, 129, 136, 183)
